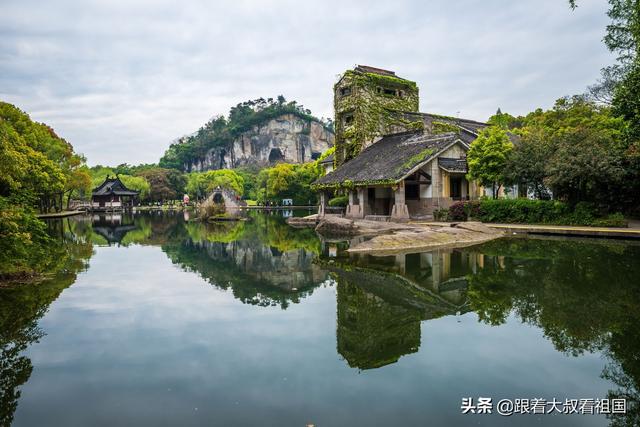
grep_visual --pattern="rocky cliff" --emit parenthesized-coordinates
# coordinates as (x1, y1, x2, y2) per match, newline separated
(183, 114, 334, 172)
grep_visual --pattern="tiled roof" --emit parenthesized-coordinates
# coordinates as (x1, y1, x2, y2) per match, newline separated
(438, 157, 468, 173)
(92, 177, 139, 197)
(315, 131, 462, 186)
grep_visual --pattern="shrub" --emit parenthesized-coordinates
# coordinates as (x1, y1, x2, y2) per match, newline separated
(478, 199, 570, 224)
(433, 207, 449, 221)
(590, 213, 627, 227)
(448, 202, 467, 221)
(473, 198, 626, 227)
(328, 195, 348, 207)
(448, 201, 482, 221)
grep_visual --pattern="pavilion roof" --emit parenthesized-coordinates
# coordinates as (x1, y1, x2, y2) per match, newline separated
(92, 177, 139, 197)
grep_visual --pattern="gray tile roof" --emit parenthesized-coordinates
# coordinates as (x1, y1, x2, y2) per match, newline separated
(438, 157, 468, 173)
(92, 177, 139, 197)
(315, 131, 463, 186)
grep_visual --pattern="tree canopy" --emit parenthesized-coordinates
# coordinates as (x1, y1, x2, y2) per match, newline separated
(467, 127, 513, 198)
(0, 102, 91, 212)
(185, 169, 245, 199)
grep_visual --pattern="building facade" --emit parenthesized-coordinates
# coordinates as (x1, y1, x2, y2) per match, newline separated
(91, 177, 139, 211)
(315, 65, 487, 220)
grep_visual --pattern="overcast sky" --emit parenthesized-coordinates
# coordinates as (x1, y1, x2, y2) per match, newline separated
(0, 0, 613, 166)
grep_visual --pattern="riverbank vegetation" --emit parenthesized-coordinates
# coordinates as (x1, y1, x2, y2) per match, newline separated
(466, 0, 640, 222)
(1, 103, 92, 281)
(439, 199, 627, 227)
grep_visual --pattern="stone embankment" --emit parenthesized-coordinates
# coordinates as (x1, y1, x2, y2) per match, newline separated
(287, 215, 503, 254)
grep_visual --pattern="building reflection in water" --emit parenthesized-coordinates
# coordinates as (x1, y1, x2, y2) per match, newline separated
(91, 213, 138, 246)
(321, 242, 485, 370)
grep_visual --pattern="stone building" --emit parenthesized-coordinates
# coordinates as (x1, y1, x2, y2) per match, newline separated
(314, 65, 487, 220)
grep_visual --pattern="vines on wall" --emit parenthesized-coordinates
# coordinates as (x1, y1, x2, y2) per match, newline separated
(333, 70, 423, 166)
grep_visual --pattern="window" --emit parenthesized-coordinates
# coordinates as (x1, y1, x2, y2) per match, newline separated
(344, 114, 354, 126)
(339, 86, 352, 97)
(405, 183, 419, 200)
(377, 86, 398, 97)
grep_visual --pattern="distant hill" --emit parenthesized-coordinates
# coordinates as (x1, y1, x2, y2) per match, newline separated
(160, 97, 335, 172)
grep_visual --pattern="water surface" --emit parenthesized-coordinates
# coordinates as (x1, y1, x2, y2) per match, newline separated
(1, 211, 638, 426)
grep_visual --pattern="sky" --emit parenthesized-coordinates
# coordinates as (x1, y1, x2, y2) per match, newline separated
(0, 0, 614, 166)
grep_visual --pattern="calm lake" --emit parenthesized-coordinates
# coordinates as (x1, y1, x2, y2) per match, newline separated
(1, 210, 638, 427)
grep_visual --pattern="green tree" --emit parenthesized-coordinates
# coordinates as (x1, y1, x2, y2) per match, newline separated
(518, 97, 627, 209)
(135, 167, 186, 203)
(1, 102, 89, 213)
(504, 127, 551, 199)
(185, 169, 244, 200)
(255, 162, 321, 205)
(487, 109, 522, 130)
(467, 127, 513, 198)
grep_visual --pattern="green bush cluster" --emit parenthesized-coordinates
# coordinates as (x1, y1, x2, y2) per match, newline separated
(444, 199, 627, 227)
(328, 195, 348, 207)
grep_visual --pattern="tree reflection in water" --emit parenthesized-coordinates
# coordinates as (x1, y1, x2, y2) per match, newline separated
(1, 211, 638, 426)
(324, 236, 639, 425)
(0, 218, 93, 425)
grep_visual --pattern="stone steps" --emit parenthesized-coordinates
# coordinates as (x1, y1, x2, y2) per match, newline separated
(364, 215, 391, 222)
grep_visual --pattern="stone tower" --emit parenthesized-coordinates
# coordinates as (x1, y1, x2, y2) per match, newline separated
(333, 65, 422, 166)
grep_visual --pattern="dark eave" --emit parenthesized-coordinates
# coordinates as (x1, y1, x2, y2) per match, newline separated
(438, 158, 468, 173)
(92, 177, 139, 197)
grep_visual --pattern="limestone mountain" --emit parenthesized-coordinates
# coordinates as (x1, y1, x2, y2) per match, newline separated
(160, 97, 335, 172)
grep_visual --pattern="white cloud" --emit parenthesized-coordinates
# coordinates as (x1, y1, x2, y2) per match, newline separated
(0, 0, 613, 165)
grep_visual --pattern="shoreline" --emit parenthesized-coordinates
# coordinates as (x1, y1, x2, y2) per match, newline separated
(411, 221, 640, 240)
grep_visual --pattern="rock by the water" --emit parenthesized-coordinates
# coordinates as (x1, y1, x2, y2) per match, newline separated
(315, 217, 359, 236)
(311, 216, 504, 254)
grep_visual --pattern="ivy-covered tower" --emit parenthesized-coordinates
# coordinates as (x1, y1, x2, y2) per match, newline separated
(333, 65, 423, 166)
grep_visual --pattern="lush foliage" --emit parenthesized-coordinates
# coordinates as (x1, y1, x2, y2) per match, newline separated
(328, 195, 349, 207)
(185, 169, 245, 199)
(334, 69, 422, 165)
(466, 127, 513, 198)
(0, 102, 91, 212)
(0, 200, 53, 278)
(445, 199, 627, 227)
(134, 167, 186, 202)
(159, 96, 332, 171)
(493, 97, 634, 213)
(0, 102, 91, 279)
(255, 162, 322, 205)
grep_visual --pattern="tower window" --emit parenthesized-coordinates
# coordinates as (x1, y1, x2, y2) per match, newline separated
(339, 86, 352, 97)
(344, 114, 354, 126)
(376, 87, 398, 97)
